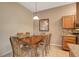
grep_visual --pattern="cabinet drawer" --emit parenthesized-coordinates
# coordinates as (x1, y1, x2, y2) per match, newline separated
(63, 41, 76, 46)
(63, 36, 76, 42)
(64, 39, 75, 42)
(65, 40, 76, 43)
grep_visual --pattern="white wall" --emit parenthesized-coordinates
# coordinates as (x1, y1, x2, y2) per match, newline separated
(0, 3, 33, 56)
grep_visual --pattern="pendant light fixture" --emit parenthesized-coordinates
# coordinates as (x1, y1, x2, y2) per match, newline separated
(33, 2, 39, 20)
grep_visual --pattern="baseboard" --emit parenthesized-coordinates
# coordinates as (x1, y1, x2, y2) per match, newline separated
(50, 44, 62, 47)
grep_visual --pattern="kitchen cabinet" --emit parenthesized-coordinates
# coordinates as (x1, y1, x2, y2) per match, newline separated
(76, 2, 79, 28)
(62, 15, 75, 29)
(62, 3, 79, 29)
(62, 35, 76, 51)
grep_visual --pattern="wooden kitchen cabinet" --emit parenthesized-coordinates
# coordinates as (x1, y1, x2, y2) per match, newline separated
(76, 2, 79, 28)
(62, 15, 75, 29)
(62, 35, 76, 51)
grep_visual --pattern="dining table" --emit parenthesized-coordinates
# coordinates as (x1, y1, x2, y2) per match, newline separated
(17, 34, 47, 56)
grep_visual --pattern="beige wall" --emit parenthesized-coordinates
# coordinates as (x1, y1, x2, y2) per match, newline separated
(0, 3, 33, 56)
(35, 3, 76, 46)
(0, 2, 76, 56)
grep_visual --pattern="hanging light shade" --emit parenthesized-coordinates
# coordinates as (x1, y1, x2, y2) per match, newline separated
(33, 15, 39, 20)
(33, 2, 39, 20)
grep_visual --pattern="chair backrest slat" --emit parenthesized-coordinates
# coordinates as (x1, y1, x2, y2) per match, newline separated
(10, 36, 21, 56)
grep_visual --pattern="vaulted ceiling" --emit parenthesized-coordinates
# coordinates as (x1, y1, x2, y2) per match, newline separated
(19, 2, 74, 12)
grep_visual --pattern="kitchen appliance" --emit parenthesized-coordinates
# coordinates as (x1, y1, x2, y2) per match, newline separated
(72, 29, 79, 34)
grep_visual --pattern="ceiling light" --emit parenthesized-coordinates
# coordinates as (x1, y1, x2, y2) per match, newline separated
(33, 2, 39, 20)
(33, 16, 39, 20)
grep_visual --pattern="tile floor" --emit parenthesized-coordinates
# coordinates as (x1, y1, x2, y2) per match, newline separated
(47, 45, 69, 57)
(2, 45, 69, 57)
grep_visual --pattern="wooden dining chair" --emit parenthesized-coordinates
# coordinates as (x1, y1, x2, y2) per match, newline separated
(46, 33, 52, 49)
(45, 33, 52, 56)
(9, 36, 32, 57)
(37, 33, 52, 56)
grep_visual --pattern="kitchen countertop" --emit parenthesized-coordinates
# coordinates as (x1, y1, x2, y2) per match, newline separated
(68, 44, 79, 57)
(63, 34, 76, 36)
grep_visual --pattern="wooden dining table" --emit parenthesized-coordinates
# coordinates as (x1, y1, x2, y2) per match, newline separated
(17, 35, 47, 56)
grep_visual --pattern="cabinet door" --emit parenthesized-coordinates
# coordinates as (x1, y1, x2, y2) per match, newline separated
(63, 36, 76, 51)
(62, 15, 75, 29)
(76, 3, 79, 28)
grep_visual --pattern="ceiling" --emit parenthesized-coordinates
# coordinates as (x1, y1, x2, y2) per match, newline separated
(19, 2, 74, 12)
